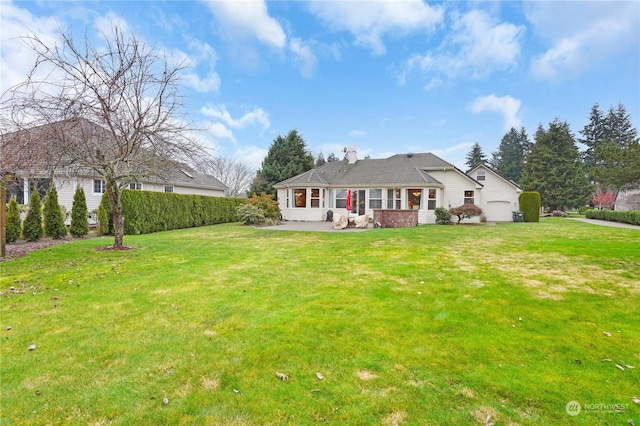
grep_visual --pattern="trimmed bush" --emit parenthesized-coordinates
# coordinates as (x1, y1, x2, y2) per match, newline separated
(44, 184, 67, 239)
(6, 196, 22, 243)
(519, 191, 541, 222)
(70, 186, 89, 238)
(449, 204, 483, 224)
(121, 190, 242, 235)
(237, 204, 265, 225)
(434, 207, 451, 224)
(22, 189, 44, 241)
(585, 209, 640, 226)
(97, 191, 112, 236)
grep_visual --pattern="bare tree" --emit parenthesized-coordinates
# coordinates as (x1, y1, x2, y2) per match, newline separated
(201, 156, 254, 197)
(1, 22, 205, 249)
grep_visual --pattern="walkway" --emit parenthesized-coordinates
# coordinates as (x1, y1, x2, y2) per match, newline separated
(568, 217, 640, 230)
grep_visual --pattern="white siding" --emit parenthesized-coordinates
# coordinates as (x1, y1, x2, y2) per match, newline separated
(473, 166, 520, 221)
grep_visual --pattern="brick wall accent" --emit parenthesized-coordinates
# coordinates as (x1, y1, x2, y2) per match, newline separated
(372, 209, 418, 228)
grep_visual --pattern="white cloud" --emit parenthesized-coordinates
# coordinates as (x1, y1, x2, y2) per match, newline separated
(233, 145, 268, 171)
(0, 3, 61, 96)
(468, 94, 522, 132)
(206, 122, 236, 142)
(180, 39, 220, 93)
(308, 0, 443, 55)
(201, 104, 271, 130)
(401, 9, 523, 82)
(527, 2, 639, 79)
(349, 130, 366, 137)
(289, 37, 318, 78)
(202, 0, 286, 49)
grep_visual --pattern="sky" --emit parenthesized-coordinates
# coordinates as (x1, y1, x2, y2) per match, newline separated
(1, 0, 639, 171)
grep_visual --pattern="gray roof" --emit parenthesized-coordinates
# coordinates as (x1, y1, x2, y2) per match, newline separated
(275, 153, 455, 188)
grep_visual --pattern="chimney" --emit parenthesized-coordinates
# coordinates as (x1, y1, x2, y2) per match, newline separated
(346, 145, 358, 164)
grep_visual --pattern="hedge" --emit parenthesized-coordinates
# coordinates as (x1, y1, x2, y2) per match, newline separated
(519, 191, 541, 222)
(120, 190, 243, 235)
(585, 209, 640, 226)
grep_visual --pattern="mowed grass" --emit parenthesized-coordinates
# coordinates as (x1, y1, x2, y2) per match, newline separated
(0, 218, 638, 425)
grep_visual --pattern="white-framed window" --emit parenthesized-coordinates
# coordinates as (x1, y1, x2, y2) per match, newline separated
(335, 189, 347, 208)
(294, 188, 306, 207)
(427, 188, 437, 210)
(164, 185, 174, 193)
(464, 190, 474, 204)
(476, 170, 486, 181)
(387, 188, 401, 209)
(93, 179, 107, 194)
(310, 188, 320, 208)
(129, 182, 142, 190)
(369, 188, 382, 209)
(408, 189, 422, 209)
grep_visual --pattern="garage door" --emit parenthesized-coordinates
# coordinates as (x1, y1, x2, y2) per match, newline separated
(484, 201, 512, 222)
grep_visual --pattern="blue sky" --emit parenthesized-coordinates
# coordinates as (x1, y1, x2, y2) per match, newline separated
(1, 1, 638, 170)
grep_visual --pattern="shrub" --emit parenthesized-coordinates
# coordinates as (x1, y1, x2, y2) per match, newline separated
(22, 189, 44, 241)
(585, 209, 640, 226)
(552, 210, 567, 217)
(43, 184, 67, 239)
(97, 191, 113, 236)
(578, 205, 590, 215)
(70, 186, 89, 237)
(246, 192, 281, 220)
(519, 192, 541, 222)
(237, 204, 265, 225)
(6, 196, 22, 243)
(121, 190, 242, 235)
(449, 204, 483, 224)
(434, 207, 451, 224)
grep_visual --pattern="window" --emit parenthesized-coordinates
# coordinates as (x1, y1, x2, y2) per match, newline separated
(476, 170, 486, 181)
(369, 189, 382, 209)
(335, 189, 347, 208)
(427, 188, 437, 210)
(464, 190, 474, 204)
(164, 185, 174, 193)
(310, 188, 320, 208)
(93, 179, 106, 194)
(129, 182, 142, 190)
(408, 189, 422, 209)
(387, 188, 401, 209)
(294, 189, 306, 207)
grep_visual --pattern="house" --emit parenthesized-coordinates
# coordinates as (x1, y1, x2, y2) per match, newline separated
(614, 189, 640, 211)
(273, 147, 521, 224)
(1, 119, 227, 213)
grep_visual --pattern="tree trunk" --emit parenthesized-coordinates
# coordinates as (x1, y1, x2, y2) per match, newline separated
(107, 182, 125, 248)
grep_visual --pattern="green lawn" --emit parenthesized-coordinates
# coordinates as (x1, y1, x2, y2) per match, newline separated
(1, 219, 638, 425)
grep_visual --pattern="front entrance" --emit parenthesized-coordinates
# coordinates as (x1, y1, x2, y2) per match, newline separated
(350, 189, 366, 215)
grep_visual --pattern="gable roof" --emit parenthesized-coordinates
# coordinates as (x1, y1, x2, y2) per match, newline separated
(275, 152, 458, 188)
(468, 164, 522, 190)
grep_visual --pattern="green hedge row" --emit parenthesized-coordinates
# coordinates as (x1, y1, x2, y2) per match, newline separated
(120, 190, 243, 235)
(585, 209, 640, 226)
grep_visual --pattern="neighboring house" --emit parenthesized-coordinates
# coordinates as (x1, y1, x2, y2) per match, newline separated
(274, 147, 521, 224)
(614, 189, 640, 211)
(1, 119, 227, 212)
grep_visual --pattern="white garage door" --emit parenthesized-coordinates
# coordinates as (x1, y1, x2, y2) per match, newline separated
(485, 201, 512, 222)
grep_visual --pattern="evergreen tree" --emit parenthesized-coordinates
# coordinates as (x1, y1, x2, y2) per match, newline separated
(22, 187, 44, 241)
(604, 103, 638, 148)
(490, 127, 531, 183)
(44, 184, 67, 239)
(249, 130, 315, 196)
(315, 152, 327, 167)
(579, 103, 606, 171)
(6, 196, 22, 243)
(521, 120, 592, 210)
(70, 186, 89, 237)
(465, 143, 487, 171)
(326, 152, 340, 162)
(97, 190, 113, 236)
